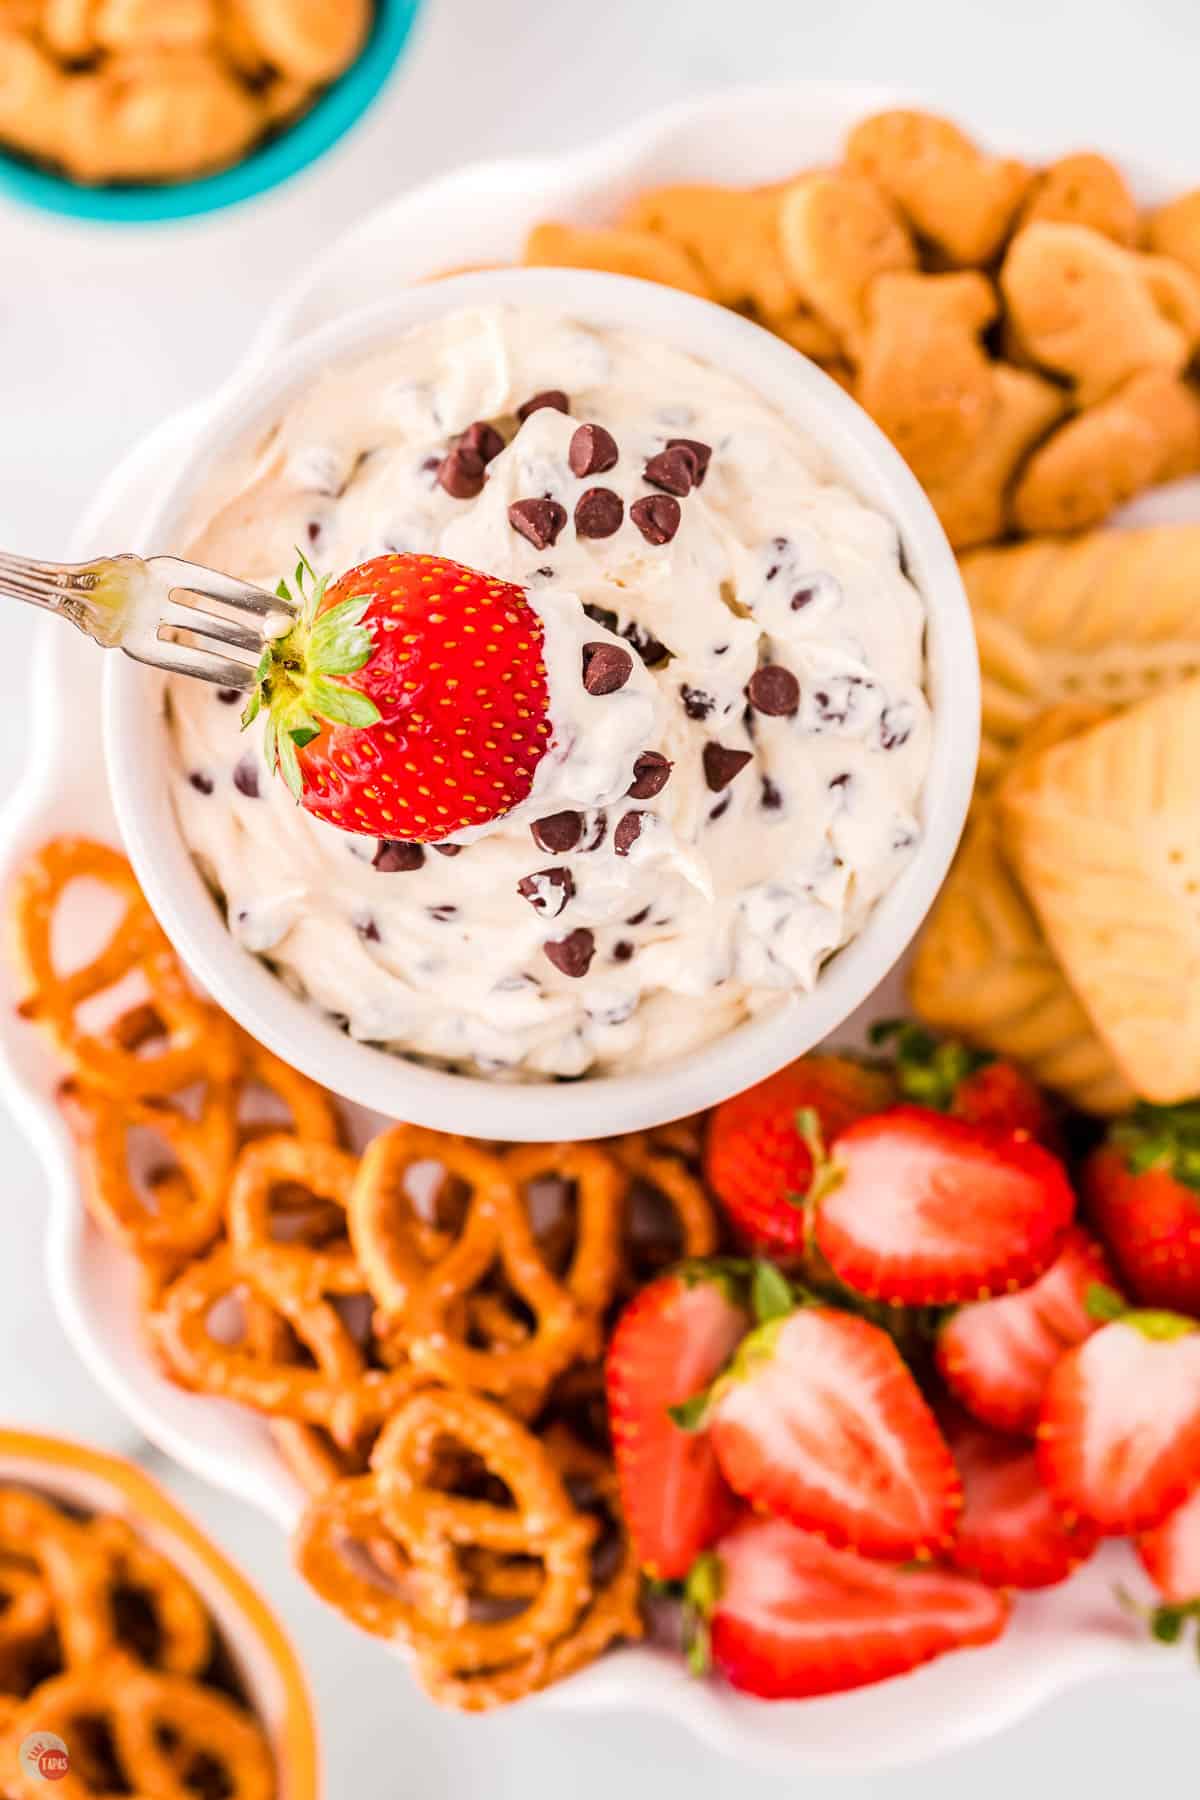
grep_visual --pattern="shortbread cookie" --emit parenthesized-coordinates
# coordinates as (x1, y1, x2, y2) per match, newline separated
(1017, 152, 1139, 244)
(909, 704, 1132, 1116)
(619, 184, 798, 320)
(1011, 369, 1200, 535)
(62, 48, 262, 184)
(769, 304, 843, 364)
(924, 362, 1064, 550)
(1001, 222, 1200, 405)
(777, 170, 915, 356)
(855, 269, 998, 486)
(964, 523, 1200, 791)
(1000, 678, 1200, 1103)
(523, 221, 712, 299)
(845, 109, 1031, 266)
(1145, 189, 1200, 282)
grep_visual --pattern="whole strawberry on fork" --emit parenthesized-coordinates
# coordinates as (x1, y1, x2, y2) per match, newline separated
(242, 551, 553, 839)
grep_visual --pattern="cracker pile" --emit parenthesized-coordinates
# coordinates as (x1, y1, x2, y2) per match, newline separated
(10, 838, 719, 1710)
(0, 1485, 276, 1797)
(526, 108, 1200, 551)
(0, 1, 372, 186)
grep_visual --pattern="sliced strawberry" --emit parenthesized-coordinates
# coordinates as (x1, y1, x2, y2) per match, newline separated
(691, 1513, 1009, 1700)
(707, 1306, 961, 1559)
(814, 1106, 1076, 1306)
(936, 1227, 1120, 1435)
(606, 1269, 748, 1579)
(1037, 1310, 1200, 1535)
(878, 1022, 1060, 1147)
(947, 1418, 1100, 1589)
(1083, 1104, 1200, 1314)
(1138, 1484, 1200, 1605)
(704, 1055, 895, 1258)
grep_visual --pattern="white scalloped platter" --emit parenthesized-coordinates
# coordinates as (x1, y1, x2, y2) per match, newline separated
(1, 80, 1196, 1776)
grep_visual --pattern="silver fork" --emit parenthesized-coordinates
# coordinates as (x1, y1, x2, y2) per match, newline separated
(0, 549, 298, 690)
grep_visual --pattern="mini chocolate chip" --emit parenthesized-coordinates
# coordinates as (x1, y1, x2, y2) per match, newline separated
(680, 684, 715, 721)
(459, 420, 505, 464)
(626, 905, 651, 926)
(627, 750, 672, 799)
(574, 487, 624, 539)
(612, 940, 635, 963)
(543, 927, 595, 978)
(427, 904, 457, 921)
(614, 811, 645, 856)
(569, 422, 618, 477)
(630, 494, 680, 545)
(581, 813, 608, 853)
(791, 587, 816, 611)
(233, 755, 260, 798)
(582, 641, 633, 695)
(531, 811, 583, 854)
(583, 603, 619, 634)
(746, 664, 801, 717)
(517, 389, 569, 422)
(509, 497, 567, 550)
(829, 772, 852, 791)
(666, 436, 712, 484)
(437, 444, 485, 499)
(356, 918, 381, 943)
(879, 704, 914, 751)
(535, 566, 555, 579)
(703, 742, 753, 792)
(625, 620, 668, 665)
(643, 445, 698, 496)
(761, 775, 783, 812)
(216, 688, 241, 705)
(373, 840, 425, 872)
(188, 772, 214, 795)
(433, 843, 463, 858)
(517, 867, 575, 917)
(708, 794, 732, 823)
(306, 520, 323, 546)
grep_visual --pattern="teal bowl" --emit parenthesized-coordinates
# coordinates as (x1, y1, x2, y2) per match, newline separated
(0, 0, 424, 224)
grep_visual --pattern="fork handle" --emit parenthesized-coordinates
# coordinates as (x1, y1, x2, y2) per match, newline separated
(0, 550, 144, 649)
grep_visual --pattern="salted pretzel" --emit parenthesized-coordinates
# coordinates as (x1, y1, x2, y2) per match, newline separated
(150, 1244, 425, 1444)
(608, 1131, 719, 1289)
(0, 1557, 54, 1693)
(0, 1652, 276, 1799)
(10, 837, 235, 1097)
(350, 1128, 603, 1400)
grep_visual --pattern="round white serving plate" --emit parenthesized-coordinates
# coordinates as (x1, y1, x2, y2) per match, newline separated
(0, 79, 1194, 1772)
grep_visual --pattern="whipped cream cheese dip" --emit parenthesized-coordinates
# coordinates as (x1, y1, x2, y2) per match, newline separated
(167, 305, 932, 1080)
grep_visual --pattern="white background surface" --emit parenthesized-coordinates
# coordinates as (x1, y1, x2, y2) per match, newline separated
(1, 0, 1198, 1790)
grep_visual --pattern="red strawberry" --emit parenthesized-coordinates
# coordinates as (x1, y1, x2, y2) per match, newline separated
(704, 1055, 895, 1257)
(706, 1306, 961, 1559)
(1037, 1308, 1200, 1535)
(688, 1513, 1008, 1700)
(876, 1022, 1060, 1146)
(946, 1419, 1100, 1589)
(1139, 1484, 1200, 1603)
(813, 1107, 1076, 1306)
(936, 1227, 1120, 1435)
(1083, 1103, 1200, 1313)
(606, 1268, 748, 1580)
(245, 552, 552, 840)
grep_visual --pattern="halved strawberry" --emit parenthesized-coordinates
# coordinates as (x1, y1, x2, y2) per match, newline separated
(876, 1022, 1060, 1146)
(813, 1107, 1076, 1306)
(1037, 1308, 1200, 1535)
(704, 1055, 895, 1258)
(936, 1228, 1120, 1435)
(1138, 1484, 1200, 1605)
(689, 1513, 1009, 1700)
(606, 1268, 748, 1580)
(1083, 1103, 1200, 1313)
(706, 1306, 961, 1559)
(946, 1418, 1100, 1590)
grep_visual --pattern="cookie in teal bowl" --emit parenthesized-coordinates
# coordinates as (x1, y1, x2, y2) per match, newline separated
(0, 0, 425, 224)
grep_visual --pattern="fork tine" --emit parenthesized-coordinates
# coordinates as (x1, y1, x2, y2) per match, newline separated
(157, 599, 266, 655)
(123, 642, 258, 688)
(150, 556, 297, 619)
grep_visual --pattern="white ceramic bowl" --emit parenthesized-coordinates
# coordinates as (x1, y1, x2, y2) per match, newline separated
(103, 266, 977, 1142)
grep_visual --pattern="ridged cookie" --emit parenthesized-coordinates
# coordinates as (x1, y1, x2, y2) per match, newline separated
(1000, 678, 1200, 1104)
(909, 705, 1132, 1116)
(962, 523, 1200, 792)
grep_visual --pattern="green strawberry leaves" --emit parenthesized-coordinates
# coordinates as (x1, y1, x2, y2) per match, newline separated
(871, 1018, 990, 1111)
(1112, 1101, 1200, 1194)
